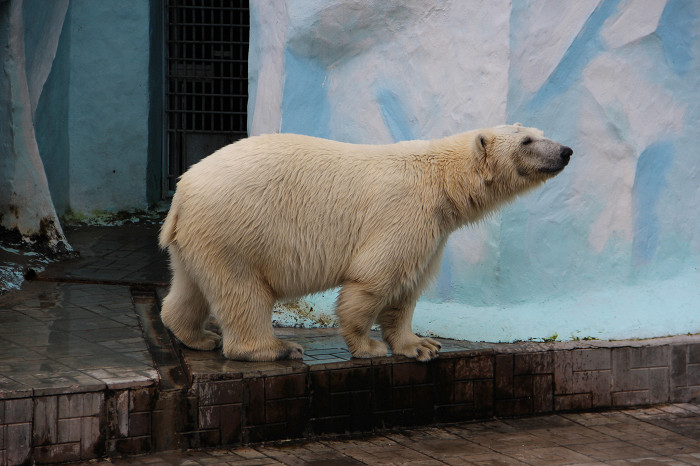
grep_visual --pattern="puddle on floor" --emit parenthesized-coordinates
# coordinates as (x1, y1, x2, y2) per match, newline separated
(0, 238, 54, 294)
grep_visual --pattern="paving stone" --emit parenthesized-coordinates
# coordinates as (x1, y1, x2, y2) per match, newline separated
(37, 224, 169, 285)
(128, 412, 151, 437)
(504, 414, 575, 432)
(442, 452, 527, 465)
(452, 380, 473, 404)
(495, 354, 514, 399)
(82, 392, 104, 417)
(332, 366, 372, 392)
(567, 440, 658, 461)
(81, 415, 101, 458)
(196, 380, 244, 406)
(455, 353, 493, 380)
(514, 351, 553, 375)
(573, 348, 612, 371)
(5, 397, 32, 423)
(33, 395, 58, 445)
(265, 373, 307, 400)
(612, 389, 652, 407)
(671, 345, 688, 385)
(689, 363, 700, 386)
(57, 417, 82, 443)
(508, 445, 597, 465)
(528, 424, 611, 446)
(219, 404, 242, 444)
(631, 345, 672, 368)
(32, 442, 81, 464)
(411, 437, 491, 457)
(6, 422, 31, 465)
(472, 379, 494, 416)
(573, 369, 612, 407)
(59, 393, 85, 419)
(246, 378, 266, 426)
(627, 436, 700, 456)
(690, 344, 700, 364)
(533, 374, 554, 413)
(649, 366, 671, 403)
(613, 349, 649, 390)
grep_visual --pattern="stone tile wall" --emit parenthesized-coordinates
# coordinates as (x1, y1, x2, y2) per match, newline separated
(0, 387, 162, 465)
(180, 342, 700, 450)
(1, 341, 699, 463)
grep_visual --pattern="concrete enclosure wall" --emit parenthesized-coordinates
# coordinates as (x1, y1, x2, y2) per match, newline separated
(29, 0, 152, 216)
(249, 0, 700, 342)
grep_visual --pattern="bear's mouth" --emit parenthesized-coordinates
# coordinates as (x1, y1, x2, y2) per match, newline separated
(538, 165, 566, 174)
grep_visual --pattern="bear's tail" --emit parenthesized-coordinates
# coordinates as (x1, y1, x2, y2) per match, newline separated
(159, 192, 179, 249)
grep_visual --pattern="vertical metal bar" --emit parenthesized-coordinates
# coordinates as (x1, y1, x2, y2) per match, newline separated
(163, 1, 249, 194)
(181, 2, 188, 175)
(162, 0, 168, 196)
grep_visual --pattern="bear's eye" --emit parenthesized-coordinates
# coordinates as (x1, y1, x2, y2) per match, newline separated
(522, 137, 533, 145)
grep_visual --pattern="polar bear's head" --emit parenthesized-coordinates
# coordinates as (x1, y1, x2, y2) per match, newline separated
(475, 124, 572, 187)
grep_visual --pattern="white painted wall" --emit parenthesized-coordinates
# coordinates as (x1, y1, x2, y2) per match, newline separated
(250, 0, 700, 342)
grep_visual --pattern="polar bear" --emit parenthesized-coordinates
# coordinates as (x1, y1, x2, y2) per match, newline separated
(159, 124, 572, 362)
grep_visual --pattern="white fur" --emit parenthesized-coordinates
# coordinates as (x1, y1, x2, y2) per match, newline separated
(160, 125, 570, 361)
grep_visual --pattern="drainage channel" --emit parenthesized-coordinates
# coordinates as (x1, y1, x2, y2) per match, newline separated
(130, 287, 203, 452)
(130, 287, 190, 390)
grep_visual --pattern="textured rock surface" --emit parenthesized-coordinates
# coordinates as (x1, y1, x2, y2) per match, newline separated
(249, 0, 700, 342)
(0, 0, 69, 250)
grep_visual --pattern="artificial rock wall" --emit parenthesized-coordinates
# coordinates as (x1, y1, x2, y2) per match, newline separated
(249, 0, 700, 342)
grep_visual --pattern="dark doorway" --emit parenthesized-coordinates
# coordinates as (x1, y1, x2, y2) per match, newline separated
(163, 0, 249, 196)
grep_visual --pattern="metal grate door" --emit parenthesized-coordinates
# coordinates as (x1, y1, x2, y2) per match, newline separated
(164, 0, 249, 196)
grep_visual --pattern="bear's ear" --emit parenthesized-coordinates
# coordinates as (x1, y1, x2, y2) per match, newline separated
(475, 133, 488, 158)
(475, 134, 493, 185)
(514, 122, 522, 127)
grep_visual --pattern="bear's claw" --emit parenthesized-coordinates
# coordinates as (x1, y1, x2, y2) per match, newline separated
(394, 335, 442, 362)
(282, 343, 304, 360)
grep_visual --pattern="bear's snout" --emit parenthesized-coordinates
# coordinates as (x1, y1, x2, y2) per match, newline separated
(531, 140, 573, 175)
(560, 146, 573, 165)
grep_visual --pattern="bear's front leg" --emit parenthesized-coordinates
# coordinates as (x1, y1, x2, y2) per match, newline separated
(377, 297, 442, 362)
(336, 281, 389, 358)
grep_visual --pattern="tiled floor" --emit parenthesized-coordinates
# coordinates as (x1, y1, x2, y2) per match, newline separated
(0, 280, 157, 397)
(36, 223, 169, 285)
(82, 403, 700, 465)
(181, 324, 485, 381)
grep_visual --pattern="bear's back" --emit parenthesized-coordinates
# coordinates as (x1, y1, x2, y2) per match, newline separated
(170, 133, 438, 296)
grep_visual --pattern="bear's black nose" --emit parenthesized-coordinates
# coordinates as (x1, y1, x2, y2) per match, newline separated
(560, 146, 573, 163)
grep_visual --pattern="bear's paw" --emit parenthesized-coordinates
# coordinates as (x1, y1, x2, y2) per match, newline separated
(393, 335, 442, 362)
(179, 330, 222, 351)
(223, 338, 304, 362)
(350, 338, 389, 359)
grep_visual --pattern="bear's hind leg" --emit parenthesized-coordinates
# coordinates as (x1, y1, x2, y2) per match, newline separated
(336, 281, 389, 358)
(207, 274, 303, 361)
(377, 295, 441, 362)
(161, 247, 221, 351)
